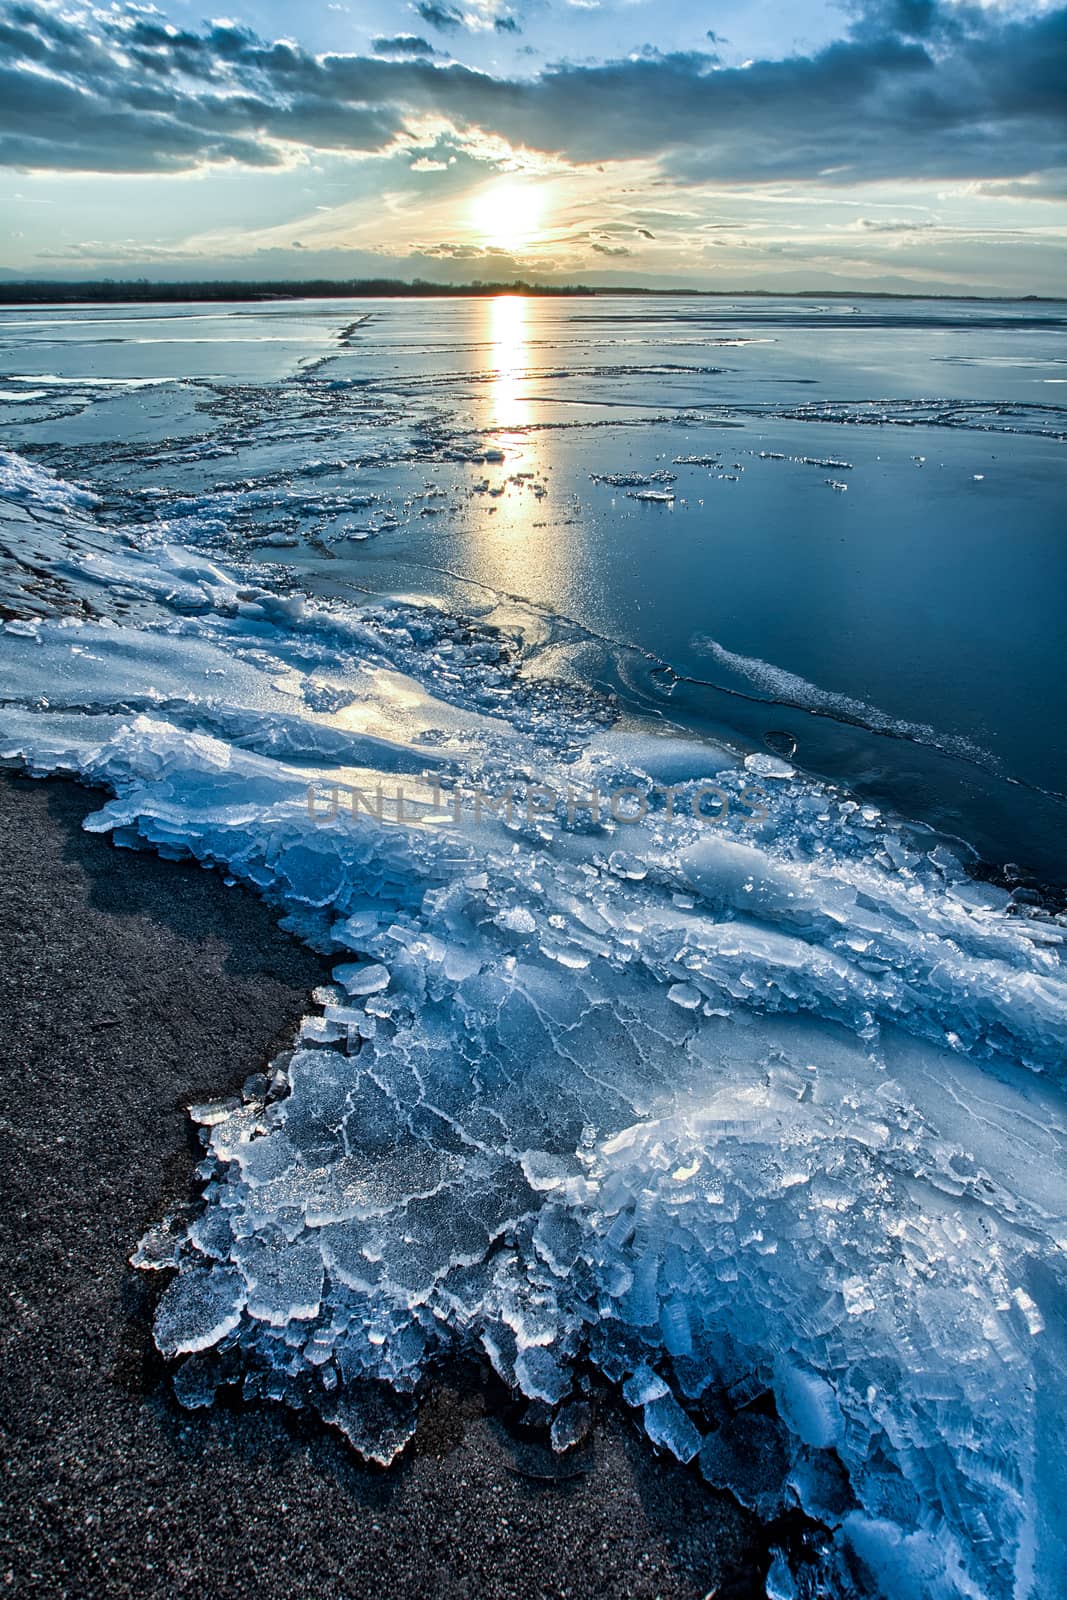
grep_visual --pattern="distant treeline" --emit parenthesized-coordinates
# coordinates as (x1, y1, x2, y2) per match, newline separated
(0, 278, 1057, 306)
(0, 278, 601, 305)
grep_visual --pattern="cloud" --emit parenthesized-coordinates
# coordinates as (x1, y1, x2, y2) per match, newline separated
(494, 16, 521, 34)
(846, 0, 944, 42)
(850, 215, 937, 232)
(591, 241, 631, 256)
(967, 170, 1067, 202)
(704, 28, 725, 62)
(414, 3, 464, 31)
(419, 241, 517, 260)
(0, 0, 1063, 190)
(372, 35, 439, 58)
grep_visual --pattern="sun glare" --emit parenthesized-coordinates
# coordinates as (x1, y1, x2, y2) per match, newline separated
(469, 180, 546, 251)
(488, 293, 528, 429)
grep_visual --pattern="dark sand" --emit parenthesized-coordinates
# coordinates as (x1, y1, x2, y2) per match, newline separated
(0, 772, 768, 1599)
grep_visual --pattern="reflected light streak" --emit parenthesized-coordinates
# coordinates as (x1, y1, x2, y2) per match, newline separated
(468, 296, 577, 606)
(488, 294, 531, 431)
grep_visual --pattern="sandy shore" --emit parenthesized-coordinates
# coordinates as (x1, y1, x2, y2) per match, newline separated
(0, 771, 767, 1599)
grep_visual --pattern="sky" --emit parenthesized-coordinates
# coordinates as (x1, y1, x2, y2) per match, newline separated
(1, 0, 1065, 292)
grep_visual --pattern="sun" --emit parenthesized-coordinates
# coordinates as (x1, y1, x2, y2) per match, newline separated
(469, 179, 546, 251)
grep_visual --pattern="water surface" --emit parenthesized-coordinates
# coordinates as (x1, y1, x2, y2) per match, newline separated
(4, 292, 1064, 876)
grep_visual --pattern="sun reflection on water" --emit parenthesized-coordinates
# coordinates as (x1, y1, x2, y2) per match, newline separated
(488, 293, 530, 430)
(467, 295, 576, 607)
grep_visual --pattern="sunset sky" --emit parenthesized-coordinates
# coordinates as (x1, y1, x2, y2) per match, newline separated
(2, 0, 1065, 292)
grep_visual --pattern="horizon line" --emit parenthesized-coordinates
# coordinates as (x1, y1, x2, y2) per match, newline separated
(0, 277, 1064, 306)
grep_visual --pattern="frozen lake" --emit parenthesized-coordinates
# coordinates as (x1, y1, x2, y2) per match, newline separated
(2, 292, 1065, 879)
(1, 294, 1066, 1599)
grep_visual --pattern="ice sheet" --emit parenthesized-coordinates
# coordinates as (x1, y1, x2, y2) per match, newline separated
(2, 325, 1067, 1600)
(2, 288, 1067, 1600)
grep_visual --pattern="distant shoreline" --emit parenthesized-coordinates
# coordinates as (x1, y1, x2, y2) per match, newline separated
(0, 278, 1063, 307)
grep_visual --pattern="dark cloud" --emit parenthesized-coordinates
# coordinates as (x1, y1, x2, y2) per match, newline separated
(494, 16, 521, 34)
(0, 0, 1063, 188)
(372, 35, 439, 57)
(421, 242, 517, 260)
(414, 2, 464, 32)
(973, 171, 1067, 202)
(847, 0, 944, 41)
(591, 242, 632, 257)
(853, 215, 937, 232)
